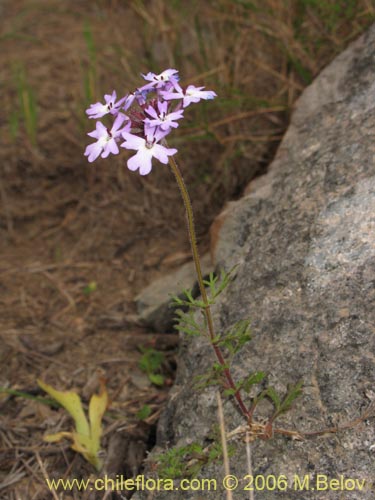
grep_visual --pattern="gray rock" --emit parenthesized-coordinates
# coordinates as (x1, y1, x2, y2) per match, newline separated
(135, 254, 213, 332)
(134, 25, 375, 500)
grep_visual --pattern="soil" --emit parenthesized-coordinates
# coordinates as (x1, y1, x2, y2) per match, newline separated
(0, 2, 265, 498)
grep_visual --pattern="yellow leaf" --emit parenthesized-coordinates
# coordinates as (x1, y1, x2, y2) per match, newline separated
(71, 432, 101, 470)
(71, 432, 91, 454)
(43, 431, 74, 443)
(37, 380, 90, 438)
(38, 379, 109, 471)
(89, 379, 109, 452)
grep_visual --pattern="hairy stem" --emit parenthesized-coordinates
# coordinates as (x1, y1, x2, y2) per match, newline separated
(167, 152, 250, 420)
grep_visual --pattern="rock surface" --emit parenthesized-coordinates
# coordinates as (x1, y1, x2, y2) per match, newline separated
(135, 254, 213, 332)
(134, 25, 375, 500)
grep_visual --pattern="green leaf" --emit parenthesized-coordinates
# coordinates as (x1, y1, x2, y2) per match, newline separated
(213, 319, 252, 357)
(223, 387, 237, 397)
(202, 267, 238, 302)
(149, 373, 165, 386)
(83, 281, 97, 295)
(208, 442, 222, 461)
(242, 371, 266, 393)
(276, 380, 303, 417)
(193, 361, 229, 390)
(171, 289, 206, 309)
(251, 387, 271, 408)
(0, 386, 60, 408)
(174, 309, 203, 336)
(136, 404, 152, 420)
(265, 387, 281, 411)
(139, 348, 164, 374)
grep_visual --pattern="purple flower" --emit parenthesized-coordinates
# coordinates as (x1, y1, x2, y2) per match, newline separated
(84, 113, 129, 163)
(84, 68, 217, 170)
(121, 128, 177, 176)
(139, 69, 180, 91)
(161, 83, 217, 108)
(144, 100, 184, 131)
(86, 91, 125, 119)
(123, 89, 150, 110)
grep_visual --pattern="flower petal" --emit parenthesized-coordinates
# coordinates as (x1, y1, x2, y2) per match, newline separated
(84, 143, 102, 163)
(127, 149, 153, 175)
(121, 132, 145, 150)
(102, 139, 119, 158)
(152, 144, 177, 164)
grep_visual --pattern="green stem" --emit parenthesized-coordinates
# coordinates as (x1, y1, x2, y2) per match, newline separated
(167, 152, 250, 420)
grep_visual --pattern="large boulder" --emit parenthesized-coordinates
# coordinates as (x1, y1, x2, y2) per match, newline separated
(135, 24, 375, 499)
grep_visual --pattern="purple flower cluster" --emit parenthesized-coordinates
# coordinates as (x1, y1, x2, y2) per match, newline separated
(84, 69, 217, 175)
